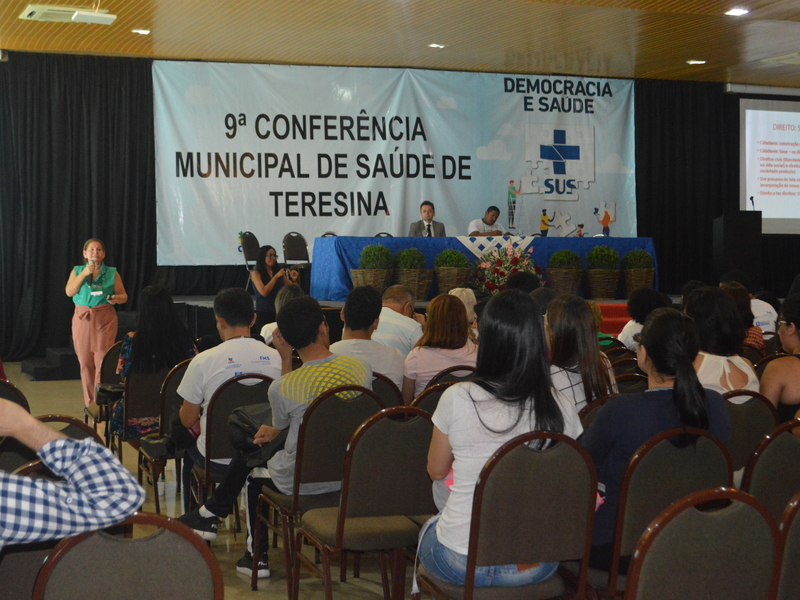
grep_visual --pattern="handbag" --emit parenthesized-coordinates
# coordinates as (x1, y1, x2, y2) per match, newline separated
(95, 382, 124, 406)
(228, 403, 287, 468)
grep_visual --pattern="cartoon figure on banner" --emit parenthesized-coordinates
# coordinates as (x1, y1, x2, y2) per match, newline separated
(507, 180, 522, 230)
(237, 231, 244, 253)
(594, 202, 616, 237)
(574, 224, 585, 238)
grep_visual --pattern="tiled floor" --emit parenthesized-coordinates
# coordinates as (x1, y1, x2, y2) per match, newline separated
(5, 362, 402, 599)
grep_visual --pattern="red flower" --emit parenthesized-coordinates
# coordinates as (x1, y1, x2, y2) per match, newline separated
(510, 257, 519, 265)
(493, 267, 499, 274)
(496, 259, 503, 266)
(499, 285, 506, 291)
(499, 271, 506, 277)
(511, 268, 518, 274)
(486, 282, 496, 290)
(478, 276, 486, 282)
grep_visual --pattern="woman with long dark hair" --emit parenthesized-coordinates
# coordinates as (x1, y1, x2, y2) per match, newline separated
(759, 294, 800, 422)
(547, 294, 618, 412)
(419, 290, 583, 587)
(402, 294, 478, 403)
(580, 308, 729, 573)
(111, 285, 197, 437)
(251, 245, 299, 333)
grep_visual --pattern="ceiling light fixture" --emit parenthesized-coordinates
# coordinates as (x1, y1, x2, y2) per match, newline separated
(132, 29, 150, 35)
(725, 8, 749, 16)
(686, 60, 707, 65)
(428, 43, 447, 49)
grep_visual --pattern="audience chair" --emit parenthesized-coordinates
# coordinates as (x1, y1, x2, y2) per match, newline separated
(603, 346, 636, 363)
(137, 358, 193, 514)
(374, 232, 393, 237)
(742, 345, 766, 366)
(601, 338, 627, 351)
(296, 407, 437, 600)
(614, 372, 648, 394)
(756, 353, 788, 380)
(722, 389, 779, 472)
(372, 372, 403, 407)
(573, 427, 733, 595)
(611, 357, 643, 377)
(190, 373, 273, 509)
(109, 367, 171, 461)
(0, 381, 31, 467)
(410, 382, 455, 415)
(427, 365, 475, 387)
(84, 339, 123, 439)
(253, 384, 384, 593)
(624, 488, 779, 600)
(416, 432, 598, 600)
(37, 414, 105, 445)
(31, 512, 224, 600)
(0, 379, 30, 411)
(0, 539, 59, 600)
(777, 490, 800, 600)
(741, 419, 800, 523)
(321, 232, 337, 237)
(241, 230, 260, 292)
(578, 393, 618, 430)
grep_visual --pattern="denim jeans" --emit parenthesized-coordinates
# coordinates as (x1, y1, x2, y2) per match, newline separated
(418, 516, 559, 587)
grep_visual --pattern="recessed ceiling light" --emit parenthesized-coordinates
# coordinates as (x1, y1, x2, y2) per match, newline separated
(428, 43, 447, 49)
(725, 8, 749, 16)
(686, 60, 707, 65)
(132, 28, 150, 35)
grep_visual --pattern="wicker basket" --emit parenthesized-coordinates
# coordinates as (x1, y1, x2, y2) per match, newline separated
(395, 269, 434, 300)
(434, 267, 471, 295)
(623, 268, 656, 298)
(586, 269, 620, 299)
(350, 269, 393, 293)
(546, 268, 583, 296)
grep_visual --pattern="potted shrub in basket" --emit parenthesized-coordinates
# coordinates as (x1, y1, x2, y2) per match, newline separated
(433, 249, 471, 294)
(585, 245, 620, 299)
(350, 244, 394, 293)
(546, 249, 583, 295)
(394, 247, 433, 300)
(621, 249, 655, 298)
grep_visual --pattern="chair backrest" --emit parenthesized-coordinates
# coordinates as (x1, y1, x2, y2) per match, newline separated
(31, 512, 224, 600)
(611, 428, 733, 590)
(722, 389, 779, 471)
(321, 232, 337, 237)
(241, 231, 260, 264)
(99, 340, 123, 386)
(603, 346, 635, 362)
(614, 372, 648, 394)
(742, 419, 800, 523)
(0, 380, 30, 412)
(37, 415, 105, 445)
(601, 338, 627, 351)
(427, 364, 476, 387)
(374, 232, 393, 237)
(778, 490, 800, 600)
(158, 358, 193, 434)
(624, 488, 780, 600)
(291, 385, 384, 505)
(755, 353, 787, 380)
(0, 540, 59, 600)
(282, 231, 310, 263)
(371, 372, 403, 408)
(203, 373, 273, 463)
(410, 382, 454, 415)
(122, 368, 172, 438)
(465, 432, 597, 598)
(578, 393, 618, 430)
(337, 407, 436, 544)
(611, 357, 642, 376)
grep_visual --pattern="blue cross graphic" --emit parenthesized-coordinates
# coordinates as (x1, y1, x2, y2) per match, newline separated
(539, 130, 580, 175)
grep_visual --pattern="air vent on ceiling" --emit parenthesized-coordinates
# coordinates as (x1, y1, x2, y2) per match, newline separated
(761, 53, 800, 66)
(18, 4, 115, 25)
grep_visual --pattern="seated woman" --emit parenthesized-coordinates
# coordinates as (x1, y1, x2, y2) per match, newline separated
(259, 284, 304, 345)
(402, 294, 477, 403)
(251, 245, 299, 334)
(684, 286, 759, 396)
(580, 308, 730, 574)
(617, 288, 672, 350)
(721, 281, 764, 355)
(419, 290, 583, 587)
(546, 295, 618, 413)
(759, 294, 800, 422)
(112, 285, 197, 438)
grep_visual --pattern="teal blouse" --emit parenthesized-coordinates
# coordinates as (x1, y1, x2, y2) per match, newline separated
(71, 264, 117, 308)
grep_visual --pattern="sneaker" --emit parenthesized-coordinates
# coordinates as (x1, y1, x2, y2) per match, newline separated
(176, 509, 219, 541)
(237, 551, 270, 578)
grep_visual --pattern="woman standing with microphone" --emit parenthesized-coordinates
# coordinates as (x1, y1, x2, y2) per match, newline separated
(65, 238, 127, 407)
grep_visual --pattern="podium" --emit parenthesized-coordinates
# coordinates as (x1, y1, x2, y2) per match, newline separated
(712, 211, 762, 289)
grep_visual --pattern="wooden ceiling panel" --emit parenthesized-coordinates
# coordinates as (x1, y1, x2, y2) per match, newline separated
(0, 0, 798, 88)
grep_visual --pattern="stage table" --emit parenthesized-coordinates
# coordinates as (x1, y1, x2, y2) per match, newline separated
(310, 236, 657, 301)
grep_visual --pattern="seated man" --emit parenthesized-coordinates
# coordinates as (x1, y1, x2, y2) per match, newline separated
(177, 288, 283, 510)
(467, 206, 503, 237)
(0, 399, 144, 549)
(330, 285, 405, 388)
(372, 285, 426, 357)
(409, 201, 446, 237)
(178, 296, 371, 578)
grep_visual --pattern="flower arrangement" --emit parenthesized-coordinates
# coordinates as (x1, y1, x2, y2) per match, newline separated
(472, 244, 542, 295)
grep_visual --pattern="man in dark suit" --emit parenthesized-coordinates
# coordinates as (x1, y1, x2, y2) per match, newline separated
(408, 201, 446, 237)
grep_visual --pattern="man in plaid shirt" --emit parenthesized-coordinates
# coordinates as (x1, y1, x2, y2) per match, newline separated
(0, 399, 145, 549)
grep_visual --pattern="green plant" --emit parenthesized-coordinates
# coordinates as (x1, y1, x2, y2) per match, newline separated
(547, 249, 582, 270)
(621, 249, 654, 270)
(394, 247, 426, 270)
(358, 244, 393, 270)
(586, 245, 619, 270)
(434, 249, 471, 269)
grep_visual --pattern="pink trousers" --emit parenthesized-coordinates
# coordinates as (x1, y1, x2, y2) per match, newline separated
(72, 304, 117, 407)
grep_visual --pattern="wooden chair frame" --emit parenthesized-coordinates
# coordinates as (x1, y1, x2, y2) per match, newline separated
(426, 365, 475, 388)
(409, 382, 454, 415)
(372, 372, 403, 407)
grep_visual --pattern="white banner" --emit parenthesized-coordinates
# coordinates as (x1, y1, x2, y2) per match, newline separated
(154, 63, 635, 265)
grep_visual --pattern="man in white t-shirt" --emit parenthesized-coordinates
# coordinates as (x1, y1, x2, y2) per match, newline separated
(467, 206, 503, 237)
(372, 285, 426, 357)
(330, 286, 405, 388)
